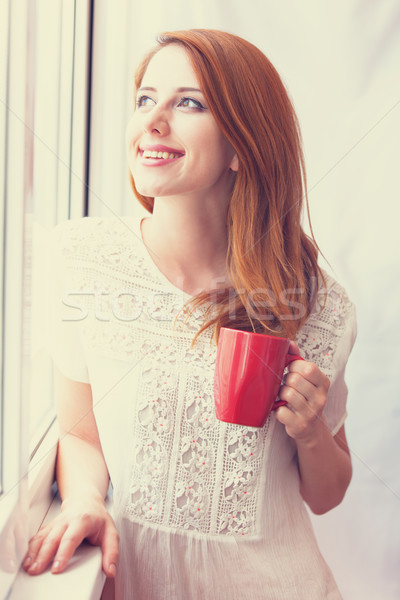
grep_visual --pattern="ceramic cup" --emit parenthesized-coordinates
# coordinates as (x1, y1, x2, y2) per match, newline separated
(214, 327, 303, 427)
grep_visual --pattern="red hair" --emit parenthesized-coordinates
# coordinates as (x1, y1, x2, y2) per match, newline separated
(130, 29, 324, 341)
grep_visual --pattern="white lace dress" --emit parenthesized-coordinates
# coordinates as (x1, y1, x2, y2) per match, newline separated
(49, 216, 357, 600)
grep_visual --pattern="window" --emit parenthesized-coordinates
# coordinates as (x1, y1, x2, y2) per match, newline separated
(28, 0, 77, 450)
(0, 2, 32, 594)
(0, 1, 92, 596)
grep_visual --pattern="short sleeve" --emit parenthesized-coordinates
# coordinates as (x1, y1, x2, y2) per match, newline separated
(46, 221, 90, 383)
(296, 274, 357, 435)
(323, 301, 357, 434)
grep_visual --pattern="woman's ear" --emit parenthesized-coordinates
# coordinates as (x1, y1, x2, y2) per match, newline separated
(230, 154, 239, 172)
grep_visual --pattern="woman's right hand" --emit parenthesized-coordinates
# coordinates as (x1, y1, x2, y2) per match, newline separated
(22, 493, 119, 578)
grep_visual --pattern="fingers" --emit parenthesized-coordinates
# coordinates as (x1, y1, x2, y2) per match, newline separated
(23, 523, 68, 575)
(100, 519, 120, 578)
(276, 360, 329, 441)
(287, 359, 330, 392)
(278, 374, 326, 427)
(50, 516, 97, 574)
(275, 405, 297, 428)
(23, 512, 120, 578)
(281, 372, 310, 407)
(280, 359, 329, 412)
(281, 371, 326, 411)
(23, 515, 96, 575)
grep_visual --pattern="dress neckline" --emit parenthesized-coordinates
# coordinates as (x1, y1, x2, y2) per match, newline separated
(125, 214, 194, 301)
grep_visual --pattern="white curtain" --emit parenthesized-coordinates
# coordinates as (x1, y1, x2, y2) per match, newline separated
(89, 2, 400, 598)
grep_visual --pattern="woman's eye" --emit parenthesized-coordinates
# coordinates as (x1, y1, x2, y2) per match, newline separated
(136, 95, 155, 109)
(178, 97, 205, 110)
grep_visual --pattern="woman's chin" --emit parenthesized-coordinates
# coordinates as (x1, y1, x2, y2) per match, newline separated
(134, 180, 165, 198)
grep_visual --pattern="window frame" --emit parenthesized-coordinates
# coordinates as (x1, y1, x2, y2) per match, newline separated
(0, 0, 10, 499)
(0, 0, 32, 594)
(0, 0, 95, 597)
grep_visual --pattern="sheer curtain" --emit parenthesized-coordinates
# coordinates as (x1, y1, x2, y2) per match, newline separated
(89, 2, 400, 598)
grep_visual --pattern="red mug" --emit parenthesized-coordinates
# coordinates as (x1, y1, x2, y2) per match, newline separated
(214, 327, 303, 427)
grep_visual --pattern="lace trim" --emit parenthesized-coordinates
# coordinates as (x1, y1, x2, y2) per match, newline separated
(295, 277, 353, 381)
(120, 328, 272, 536)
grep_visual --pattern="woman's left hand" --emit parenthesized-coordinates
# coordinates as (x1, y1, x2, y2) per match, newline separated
(275, 341, 330, 444)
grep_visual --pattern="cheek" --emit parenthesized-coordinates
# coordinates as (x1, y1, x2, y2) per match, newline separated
(219, 134, 236, 166)
(188, 127, 222, 164)
(195, 140, 235, 175)
(125, 116, 140, 150)
(202, 124, 235, 166)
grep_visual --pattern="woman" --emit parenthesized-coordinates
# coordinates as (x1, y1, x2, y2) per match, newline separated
(24, 30, 356, 599)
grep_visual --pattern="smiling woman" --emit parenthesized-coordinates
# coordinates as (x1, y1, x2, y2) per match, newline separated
(23, 29, 356, 600)
(126, 44, 238, 204)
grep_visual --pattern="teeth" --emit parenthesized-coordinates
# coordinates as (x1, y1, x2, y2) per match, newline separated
(142, 149, 180, 159)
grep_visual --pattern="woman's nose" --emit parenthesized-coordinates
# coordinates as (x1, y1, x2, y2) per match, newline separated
(143, 106, 170, 136)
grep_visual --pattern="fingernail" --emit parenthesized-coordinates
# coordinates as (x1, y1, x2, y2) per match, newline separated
(52, 560, 61, 572)
(29, 561, 39, 572)
(23, 556, 32, 568)
(109, 563, 116, 577)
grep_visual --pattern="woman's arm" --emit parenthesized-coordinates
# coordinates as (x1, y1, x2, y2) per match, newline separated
(293, 422, 351, 515)
(276, 343, 352, 515)
(55, 368, 110, 503)
(23, 368, 119, 577)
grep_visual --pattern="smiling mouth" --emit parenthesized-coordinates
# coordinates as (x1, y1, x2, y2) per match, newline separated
(140, 149, 184, 160)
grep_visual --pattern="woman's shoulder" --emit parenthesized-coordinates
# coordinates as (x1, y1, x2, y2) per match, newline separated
(50, 216, 142, 261)
(51, 215, 140, 246)
(296, 269, 357, 376)
(311, 269, 356, 330)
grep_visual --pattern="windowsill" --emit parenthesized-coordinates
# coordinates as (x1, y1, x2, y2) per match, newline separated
(9, 420, 106, 600)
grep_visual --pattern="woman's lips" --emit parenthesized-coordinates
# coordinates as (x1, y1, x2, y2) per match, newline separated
(138, 145, 185, 166)
(142, 149, 181, 159)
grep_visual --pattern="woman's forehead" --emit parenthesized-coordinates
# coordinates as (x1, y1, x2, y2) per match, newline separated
(141, 44, 200, 90)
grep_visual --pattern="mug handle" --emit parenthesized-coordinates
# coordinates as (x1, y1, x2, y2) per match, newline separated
(273, 353, 304, 410)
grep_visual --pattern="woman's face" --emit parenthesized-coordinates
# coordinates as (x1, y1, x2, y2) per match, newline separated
(126, 44, 238, 200)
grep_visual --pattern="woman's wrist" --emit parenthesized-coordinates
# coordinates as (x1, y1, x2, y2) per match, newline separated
(60, 486, 107, 508)
(293, 415, 330, 450)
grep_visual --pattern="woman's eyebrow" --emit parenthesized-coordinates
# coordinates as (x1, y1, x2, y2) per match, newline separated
(177, 87, 203, 93)
(137, 86, 203, 93)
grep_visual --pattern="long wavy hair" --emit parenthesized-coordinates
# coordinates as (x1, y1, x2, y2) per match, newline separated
(130, 29, 324, 342)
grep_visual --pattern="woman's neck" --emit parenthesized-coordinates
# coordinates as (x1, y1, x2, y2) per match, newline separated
(141, 196, 231, 296)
